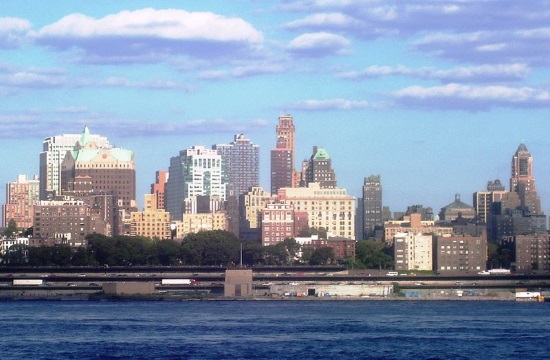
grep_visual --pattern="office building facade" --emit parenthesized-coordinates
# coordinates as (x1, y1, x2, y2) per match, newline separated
(39, 126, 110, 200)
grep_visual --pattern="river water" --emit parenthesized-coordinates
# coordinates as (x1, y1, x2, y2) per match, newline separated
(0, 300, 548, 359)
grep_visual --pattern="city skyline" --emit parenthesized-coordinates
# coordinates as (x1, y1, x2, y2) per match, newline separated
(1, 1, 550, 214)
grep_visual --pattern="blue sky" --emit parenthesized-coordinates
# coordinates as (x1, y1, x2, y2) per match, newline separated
(2, 1, 550, 215)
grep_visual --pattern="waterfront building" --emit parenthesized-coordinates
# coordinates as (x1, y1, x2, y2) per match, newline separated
(33, 199, 91, 247)
(213, 134, 260, 198)
(39, 126, 110, 200)
(2, 174, 40, 229)
(60, 127, 136, 214)
(438, 194, 476, 221)
(165, 146, 228, 221)
(362, 175, 383, 239)
(304, 146, 337, 189)
(514, 234, 550, 273)
(276, 183, 355, 239)
(510, 142, 542, 214)
(384, 213, 453, 245)
(394, 232, 433, 271)
(239, 187, 276, 241)
(130, 194, 171, 239)
(0, 237, 29, 258)
(308, 236, 356, 261)
(151, 170, 168, 210)
(271, 115, 296, 195)
(435, 233, 487, 273)
(261, 202, 299, 246)
(32, 193, 117, 245)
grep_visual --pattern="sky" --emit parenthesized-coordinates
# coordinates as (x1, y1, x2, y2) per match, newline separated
(2, 0, 550, 216)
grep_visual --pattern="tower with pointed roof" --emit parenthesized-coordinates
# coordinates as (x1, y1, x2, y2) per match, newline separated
(39, 126, 110, 200)
(510, 142, 541, 214)
(60, 127, 135, 215)
(304, 146, 337, 189)
(271, 115, 296, 195)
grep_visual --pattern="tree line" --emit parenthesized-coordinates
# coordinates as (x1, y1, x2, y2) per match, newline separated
(1, 230, 396, 269)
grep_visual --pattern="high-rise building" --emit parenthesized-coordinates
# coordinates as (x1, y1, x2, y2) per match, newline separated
(165, 146, 227, 221)
(60, 127, 136, 214)
(473, 180, 508, 224)
(362, 175, 382, 239)
(271, 115, 296, 195)
(304, 146, 337, 189)
(213, 134, 260, 198)
(2, 174, 40, 229)
(39, 126, 110, 200)
(239, 186, 276, 241)
(151, 170, 168, 210)
(277, 183, 355, 239)
(510, 142, 542, 214)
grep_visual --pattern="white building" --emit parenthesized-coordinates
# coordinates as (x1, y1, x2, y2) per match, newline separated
(0, 237, 29, 256)
(165, 146, 228, 221)
(394, 232, 433, 271)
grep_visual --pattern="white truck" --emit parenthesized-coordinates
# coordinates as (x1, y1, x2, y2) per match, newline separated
(161, 279, 197, 285)
(13, 279, 43, 286)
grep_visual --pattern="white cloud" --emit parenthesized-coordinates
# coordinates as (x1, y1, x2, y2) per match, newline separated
(287, 32, 350, 57)
(339, 64, 530, 82)
(34, 8, 264, 64)
(288, 98, 374, 110)
(284, 12, 361, 29)
(392, 83, 550, 110)
(197, 64, 286, 80)
(0, 17, 32, 48)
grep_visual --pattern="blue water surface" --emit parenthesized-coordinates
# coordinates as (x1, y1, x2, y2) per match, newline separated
(0, 300, 549, 359)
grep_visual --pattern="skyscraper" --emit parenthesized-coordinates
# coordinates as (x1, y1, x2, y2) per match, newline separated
(2, 174, 39, 229)
(60, 127, 136, 214)
(213, 134, 260, 198)
(304, 146, 337, 188)
(271, 115, 296, 195)
(362, 175, 382, 239)
(39, 126, 110, 200)
(151, 170, 168, 210)
(510, 142, 542, 214)
(165, 146, 227, 221)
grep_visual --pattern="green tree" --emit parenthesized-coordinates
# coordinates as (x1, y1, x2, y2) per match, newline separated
(180, 230, 240, 266)
(263, 242, 288, 265)
(309, 247, 334, 265)
(355, 240, 393, 269)
(87, 233, 117, 266)
(283, 237, 301, 264)
(3, 219, 18, 237)
(242, 241, 264, 266)
(4, 244, 27, 265)
(154, 239, 181, 266)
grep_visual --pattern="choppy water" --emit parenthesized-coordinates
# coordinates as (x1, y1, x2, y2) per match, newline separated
(0, 300, 549, 359)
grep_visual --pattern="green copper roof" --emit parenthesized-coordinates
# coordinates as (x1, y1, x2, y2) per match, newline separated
(79, 125, 92, 147)
(313, 148, 330, 160)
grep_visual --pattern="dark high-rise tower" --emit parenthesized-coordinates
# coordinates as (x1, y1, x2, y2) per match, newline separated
(510, 142, 541, 214)
(213, 134, 260, 198)
(362, 175, 382, 239)
(271, 115, 296, 195)
(305, 146, 337, 188)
